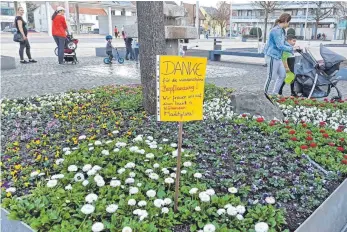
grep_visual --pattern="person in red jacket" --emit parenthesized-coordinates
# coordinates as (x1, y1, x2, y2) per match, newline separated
(52, 6, 67, 64)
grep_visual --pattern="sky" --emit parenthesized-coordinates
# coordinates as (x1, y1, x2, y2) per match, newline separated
(175, 0, 250, 8)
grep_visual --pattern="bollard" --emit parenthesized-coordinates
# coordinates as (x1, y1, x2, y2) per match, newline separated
(213, 38, 222, 50)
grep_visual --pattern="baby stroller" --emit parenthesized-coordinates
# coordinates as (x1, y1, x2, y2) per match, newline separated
(288, 44, 347, 100)
(54, 33, 79, 64)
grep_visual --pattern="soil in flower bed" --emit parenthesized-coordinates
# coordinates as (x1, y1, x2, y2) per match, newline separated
(133, 118, 343, 231)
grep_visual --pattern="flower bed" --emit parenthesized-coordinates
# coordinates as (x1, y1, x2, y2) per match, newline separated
(1, 85, 346, 232)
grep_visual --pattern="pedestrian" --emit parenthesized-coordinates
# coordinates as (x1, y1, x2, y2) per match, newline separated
(121, 25, 125, 39)
(114, 26, 118, 38)
(317, 33, 321, 40)
(105, 35, 114, 63)
(278, 34, 297, 96)
(132, 39, 139, 64)
(15, 7, 37, 64)
(125, 37, 133, 60)
(322, 33, 326, 40)
(52, 6, 67, 64)
(263, 13, 299, 95)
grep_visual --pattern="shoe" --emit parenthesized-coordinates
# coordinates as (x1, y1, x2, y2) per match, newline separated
(20, 60, 29, 64)
(29, 59, 37, 63)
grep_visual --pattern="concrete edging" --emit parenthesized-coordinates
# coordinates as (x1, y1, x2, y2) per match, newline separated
(1, 55, 16, 70)
(295, 178, 347, 232)
(1, 208, 34, 232)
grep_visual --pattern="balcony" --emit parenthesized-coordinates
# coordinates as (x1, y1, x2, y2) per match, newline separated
(232, 15, 336, 24)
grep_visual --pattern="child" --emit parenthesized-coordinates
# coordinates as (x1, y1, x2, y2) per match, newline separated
(279, 34, 296, 96)
(132, 39, 139, 64)
(105, 35, 114, 63)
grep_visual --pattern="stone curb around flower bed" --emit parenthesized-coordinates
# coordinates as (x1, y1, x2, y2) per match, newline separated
(295, 178, 347, 232)
(1, 208, 34, 232)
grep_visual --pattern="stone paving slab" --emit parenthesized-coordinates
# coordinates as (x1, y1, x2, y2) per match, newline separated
(1, 56, 346, 99)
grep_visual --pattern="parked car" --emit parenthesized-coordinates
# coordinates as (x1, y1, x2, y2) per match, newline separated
(93, 28, 99, 34)
(2, 28, 17, 33)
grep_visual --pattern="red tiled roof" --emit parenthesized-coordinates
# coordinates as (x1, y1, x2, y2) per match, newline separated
(50, 3, 106, 15)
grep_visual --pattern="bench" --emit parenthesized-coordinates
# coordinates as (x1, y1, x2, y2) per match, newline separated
(209, 50, 264, 61)
(1, 56, 16, 70)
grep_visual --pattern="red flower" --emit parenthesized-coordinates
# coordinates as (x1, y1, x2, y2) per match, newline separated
(341, 159, 347, 165)
(300, 145, 308, 150)
(329, 142, 335, 147)
(284, 120, 289, 124)
(310, 143, 317, 148)
(306, 130, 312, 135)
(340, 138, 345, 142)
(337, 147, 345, 152)
(344, 155, 347, 159)
(306, 136, 313, 141)
(285, 126, 291, 129)
(320, 129, 326, 133)
(323, 133, 329, 138)
(256, 117, 264, 123)
(302, 123, 307, 128)
(242, 114, 247, 118)
(336, 129, 343, 132)
(319, 121, 326, 127)
(291, 137, 298, 141)
(289, 130, 296, 135)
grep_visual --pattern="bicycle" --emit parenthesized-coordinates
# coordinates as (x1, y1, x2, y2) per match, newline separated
(103, 48, 124, 64)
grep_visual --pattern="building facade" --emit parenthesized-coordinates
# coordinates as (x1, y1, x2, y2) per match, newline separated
(232, 2, 338, 40)
(0, 1, 27, 31)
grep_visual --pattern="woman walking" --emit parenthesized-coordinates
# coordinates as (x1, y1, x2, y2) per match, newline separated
(264, 13, 298, 95)
(15, 7, 37, 64)
(52, 6, 67, 64)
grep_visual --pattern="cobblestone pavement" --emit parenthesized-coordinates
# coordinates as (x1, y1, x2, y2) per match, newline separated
(1, 56, 347, 99)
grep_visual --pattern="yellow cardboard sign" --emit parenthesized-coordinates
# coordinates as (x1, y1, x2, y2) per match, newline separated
(156, 55, 207, 122)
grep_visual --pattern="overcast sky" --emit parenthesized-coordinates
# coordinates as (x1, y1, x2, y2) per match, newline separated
(176, 0, 250, 8)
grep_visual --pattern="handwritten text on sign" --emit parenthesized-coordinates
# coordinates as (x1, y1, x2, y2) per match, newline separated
(156, 56, 207, 122)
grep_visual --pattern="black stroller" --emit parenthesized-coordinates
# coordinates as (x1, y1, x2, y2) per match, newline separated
(54, 33, 79, 64)
(288, 44, 347, 100)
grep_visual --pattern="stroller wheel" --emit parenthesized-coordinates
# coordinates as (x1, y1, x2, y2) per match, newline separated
(67, 42, 77, 50)
(104, 57, 111, 64)
(118, 58, 124, 64)
(54, 47, 58, 56)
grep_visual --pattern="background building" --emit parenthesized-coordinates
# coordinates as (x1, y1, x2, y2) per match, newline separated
(232, 2, 338, 40)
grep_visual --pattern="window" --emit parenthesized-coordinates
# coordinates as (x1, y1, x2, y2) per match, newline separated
(111, 10, 115, 16)
(247, 10, 252, 16)
(1, 8, 15, 16)
(132, 12, 136, 16)
(39, 19, 42, 25)
(88, 27, 91, 31)
(121, 8, 125, 16)
(292, 9, 297, 16)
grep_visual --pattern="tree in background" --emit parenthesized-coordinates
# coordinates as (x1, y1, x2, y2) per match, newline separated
(287, 28, 296, 36)
(308, 1, 337, 39)
(335, 1, 347, 44)
(136, 1, 166, 114)
(251, 1, 281, 43)
(26, 2, 38, 28)
(213, 1, 230, 36)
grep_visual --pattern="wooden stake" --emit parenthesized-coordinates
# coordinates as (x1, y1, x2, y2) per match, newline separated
(174, 121, 183, 212)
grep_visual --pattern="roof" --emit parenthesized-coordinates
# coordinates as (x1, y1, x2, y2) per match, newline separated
(50, 3, 107, 15)
(164, 1, 178, 5)
(201, 6, 218, 16)
(183, 3, 205, 20)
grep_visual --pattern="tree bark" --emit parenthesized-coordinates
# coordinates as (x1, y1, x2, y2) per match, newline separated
(314, 20, 319, 39)
(344, 29, 347, 45)
(137, 1, 166, 115)
(263, 10, 268, 43)
(75, 4, 80, 34)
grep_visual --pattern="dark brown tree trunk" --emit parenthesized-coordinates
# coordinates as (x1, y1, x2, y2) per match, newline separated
(314, 20, 319, 39)
(137, 1, 166, 115)
(263, 10, 268, 43)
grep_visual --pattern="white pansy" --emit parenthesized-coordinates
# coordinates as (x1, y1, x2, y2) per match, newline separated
(128, 199, 136, 206)
(113, 148, 120, 152)
(92, 222, 104, 232)
(146, 190, 156, 198)
(153, 163, 160, 168)
(122, 227, 132, 232)
(87, 169, 97, 176)
(154, 199, 164, 208)
(112, 130, 119, 134)
(227, 206, 238, 216)
(170, 173, 176, 178)
(195, 206, 201, 211)
(51, 174, 64, 179)
(129, 187, 139, 195)
(138, 200, 147, 207)
(125, 178, 135, 184)
(265, 196, 276, 204)
(67, 165, 78, 172)
(163, 138, 169, 142)
(149, 173, 159, 180)
(110, 180, 121, 187)
(164, 177, 174, 184)
(255, 222, 269, 232)
(164, 198, 172, 205)
(118, 168, 126, 174)
(63, 147, 70, 152)
(147, 136, 154, 141)
(55, 158, 64, 165)
(228, 187, 238, 194)
(236, 205, 246, 214)
(81, 204, 95, 215)
(203, 224, 216, 232)
(89, 147, 94, 151)
(181, 170, 187, 174)
(224, 204, 233, 209)
(129, 146, 139, 152)
(137, 183, 142, 187)
(217, 208, 226, 215)
(161, 207, 169, 214)
(125, 162, 136, 169)
(194, 173, 202, 178)
(78, 135, 86, 140)
(94, 141, 102, 146)
(145, 169, 153, 174)
(183, 162, 192, 167)
(236, 214, 244, 220)
(189, 188, 198, 195)
(116, 142, 127, 147)
(30, 171, 39, 177)
(6, 187, 16, 193)
(206, 189, 215, 196)
(47, 180, 58, 188)
(133, 135, 143, 142)
(129, 172, 136, 178)
(170, 143, 177, 148)
(85, 193, 98, 203)
(82, 164, 92, 172)
(149, 144, 158, 149)
(65, 184, 72, 190)
(105, 140, 113, 144)
(74, 173, 85, 182)
(101, 150, 109, 156)
(92, 165, 102, 171)
(82, 180, 89, 186)
(146, 153, 155, 159)
(106, 204, 118, 213)
(199, 192, 210, 202)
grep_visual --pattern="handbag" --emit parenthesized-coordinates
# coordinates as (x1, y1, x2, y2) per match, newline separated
(13, 32, 23, 42)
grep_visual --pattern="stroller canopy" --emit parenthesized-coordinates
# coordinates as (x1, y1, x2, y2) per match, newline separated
(320, 44, 346, 69)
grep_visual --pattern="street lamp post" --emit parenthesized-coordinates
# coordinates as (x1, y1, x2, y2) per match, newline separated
(229, 0, 233, 39)
(304, 1, 309, 40)
(195, 1, 199, 39)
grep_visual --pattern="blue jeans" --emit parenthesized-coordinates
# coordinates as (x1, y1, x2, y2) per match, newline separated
(134, 48, 139, 62)
(53, 36, 65, 64)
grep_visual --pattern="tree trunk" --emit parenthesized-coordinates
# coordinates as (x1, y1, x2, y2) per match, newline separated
(75, 4, 80, 34)
(14, 2, 18, 15)
(344, 29, 347, 45)
(314, 20, 319, 39)
(263, 11, 268, 43)
(137, 1, 166, 115)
